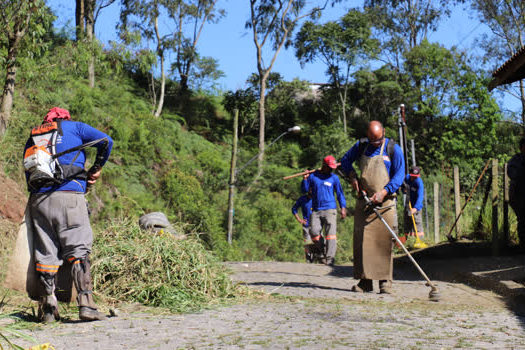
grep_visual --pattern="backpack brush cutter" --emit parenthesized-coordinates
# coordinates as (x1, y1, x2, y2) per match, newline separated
(362, 191, 440, 302)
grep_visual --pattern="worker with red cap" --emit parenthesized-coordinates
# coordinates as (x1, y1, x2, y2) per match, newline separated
(23, 107, 113, 322)
(301, 155, 347, 266)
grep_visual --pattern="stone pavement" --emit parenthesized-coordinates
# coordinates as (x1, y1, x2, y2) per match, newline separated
(399, 241, 525, 315)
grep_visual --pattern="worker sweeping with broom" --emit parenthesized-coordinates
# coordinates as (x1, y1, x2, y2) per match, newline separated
(402, 166, 427, 249)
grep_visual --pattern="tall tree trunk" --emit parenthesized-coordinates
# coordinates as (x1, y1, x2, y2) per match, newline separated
(154, 52, 166, 117)
(0, 63, 16, 137)
(0, 25, 26, 137)
(154, 17, 165, 117)
(180, 74, 189, 92)
(257, 78, 267, 178)
(85, 0, 95, 88)
(76, 0, 85, 40)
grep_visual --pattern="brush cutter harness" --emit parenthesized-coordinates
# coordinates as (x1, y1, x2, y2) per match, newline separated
(24, 121, 108, 192)
(24, 121, 86, 191)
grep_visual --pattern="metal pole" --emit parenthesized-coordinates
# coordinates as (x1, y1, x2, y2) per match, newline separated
(410, 139, 416, 167)
(227, 109, 239, 245)
(398, 105, 407, 207)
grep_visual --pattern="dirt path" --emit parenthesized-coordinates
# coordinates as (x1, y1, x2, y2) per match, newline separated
(8, 261, 525, 349)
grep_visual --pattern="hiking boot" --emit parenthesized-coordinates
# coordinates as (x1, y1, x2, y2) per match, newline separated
(351, 279, 373, 293)
(379, 280, 392, 294)
(79, 306, 107, 321)
(38, 295, 60, 323)
(325, 258, 335, 267)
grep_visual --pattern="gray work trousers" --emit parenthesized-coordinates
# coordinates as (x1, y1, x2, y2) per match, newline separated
(309, 209, 337, 260)
(29, 192, 93, 274)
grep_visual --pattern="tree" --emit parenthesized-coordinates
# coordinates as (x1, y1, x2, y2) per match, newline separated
(349, 66, 405, 125)
(247, 0, 329, 176)
(120, 0, 167, 117)
(295, 9, 379, 134)
(364, 0, 461, 67)
(0, 0, 48, 137)
(222, 87, 258, 137)
(471, 0, 525, 126)
(402, 40, 502, 176)
(166, 0, 224, 94)
(120, 0, 224, 117)
(183, 55, 224, 92)
(76, 0, 116, 88)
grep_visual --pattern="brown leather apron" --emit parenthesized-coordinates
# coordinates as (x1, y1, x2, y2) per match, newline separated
(353, 142, 397, 280)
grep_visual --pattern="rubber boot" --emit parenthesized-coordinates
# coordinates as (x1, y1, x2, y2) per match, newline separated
(37, 273, 60, 323)
(71, 257, 106, 321)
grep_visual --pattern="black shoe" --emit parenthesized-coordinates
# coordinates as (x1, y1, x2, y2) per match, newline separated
(325, 259, 334, 267)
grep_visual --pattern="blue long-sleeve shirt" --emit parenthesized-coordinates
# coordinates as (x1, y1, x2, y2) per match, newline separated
(291, 195, 313, 227)
(340, 138, 405, 194)
(301, 171, 346, 211)
(24, 120, 113, 193)
(404, 175, 424, 211)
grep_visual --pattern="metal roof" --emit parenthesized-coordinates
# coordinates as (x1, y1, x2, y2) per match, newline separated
(488, 46, 525, 91)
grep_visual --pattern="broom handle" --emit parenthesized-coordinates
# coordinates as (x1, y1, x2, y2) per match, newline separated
(282, 163, 341, 180)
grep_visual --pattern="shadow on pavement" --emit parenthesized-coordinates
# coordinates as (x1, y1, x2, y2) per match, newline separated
(247, 281, 352, 294)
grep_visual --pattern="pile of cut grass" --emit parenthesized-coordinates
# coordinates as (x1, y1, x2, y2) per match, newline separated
(91, 219, 244, 313)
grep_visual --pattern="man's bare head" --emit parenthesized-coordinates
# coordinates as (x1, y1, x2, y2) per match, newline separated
(367, 120, 385, 146)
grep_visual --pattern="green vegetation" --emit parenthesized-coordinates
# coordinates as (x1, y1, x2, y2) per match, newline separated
(91, 219, 242, 312)
(0, 1, 524, 317)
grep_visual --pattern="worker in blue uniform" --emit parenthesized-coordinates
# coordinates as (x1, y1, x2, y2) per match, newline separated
(24, 107, 113, 322)
(302, 155, 347, 266)
(403, 166, 425, 237)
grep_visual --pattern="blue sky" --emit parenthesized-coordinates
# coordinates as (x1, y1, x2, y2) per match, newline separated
(48, 1, 519, 113)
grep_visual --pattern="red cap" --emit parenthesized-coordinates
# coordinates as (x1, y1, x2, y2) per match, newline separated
(323, 155, 337, 169)
(44, 107, 71, 124)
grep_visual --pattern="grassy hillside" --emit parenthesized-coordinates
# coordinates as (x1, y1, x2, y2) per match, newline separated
(0, 37, 335, 263)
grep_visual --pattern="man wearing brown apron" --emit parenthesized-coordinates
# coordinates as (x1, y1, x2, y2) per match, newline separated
(340, 121, 405, 293)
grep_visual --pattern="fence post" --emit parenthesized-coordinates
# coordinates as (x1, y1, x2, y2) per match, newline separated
(227, 109, 239, 245)
(492, 158, 499, 256)
(454, 166, 461, 238)
(504, 162, 509, 246)
(434, 182, 440, 243)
